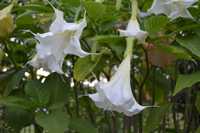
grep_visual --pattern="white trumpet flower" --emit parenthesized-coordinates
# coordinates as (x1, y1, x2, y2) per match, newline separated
(89, 55, 148, 116)
(119, 19, 148, 44)
(148, 0, 197, 20)
(30, 8, 89, 73)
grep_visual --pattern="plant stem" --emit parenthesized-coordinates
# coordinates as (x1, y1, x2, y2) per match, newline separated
(124, 37, 134, 57)
(111, 113, 117, 133)
(131, 0, 138, 21)
(116, 0, 122, 11)
(74, 82, 80, 117)
(138, 46, 150, 133)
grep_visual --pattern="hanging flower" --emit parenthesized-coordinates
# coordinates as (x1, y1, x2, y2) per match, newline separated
(118, 0, 148, 44)
(30, 8, 89, 73)
(119, 19, 148, 44)
(148, 0, 197, 20)
(89, 55, 148, 116)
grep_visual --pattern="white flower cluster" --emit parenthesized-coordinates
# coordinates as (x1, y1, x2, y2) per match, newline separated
(29, 0, 197, 116)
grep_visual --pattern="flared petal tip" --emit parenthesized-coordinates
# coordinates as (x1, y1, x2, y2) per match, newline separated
(118, 29, 129, 37)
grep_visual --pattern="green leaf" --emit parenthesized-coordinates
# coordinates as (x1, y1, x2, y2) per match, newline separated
(73, 54, 102, 81)
(61, 0, 81, 7)
(145, 104, 172, 133)
(23, 4, 52, 12)
(84, 2, 106, 21)
(177, 35, 200, 58)
(144, 15, 169, 37)
(174, 71, 200, 96)
(25, 80, 50, 107)
(95, 35, 126, 58)
(35, 109, 69, 133)
(69, 118, 98, 133)
(0, 96, 33, 110)
(0, 69, 16, 93)
(4, 106, 34, 132)
(4, 69, 26, 96)
(16, 11, 37, 26)
(43, 73, 69, 105)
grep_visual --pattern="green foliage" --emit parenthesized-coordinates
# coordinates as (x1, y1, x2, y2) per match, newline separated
(35, 109, 69, 133)
(145, 104, 172, 133)
(174, 71, 200, 95)
(74, 54, 102, 81)
(177, 34, 200, 58)
(0, 0, 200, 132)
(69, 118, 98, 133)
(25, 80, 50, 107)
(144, 15, 169, 37)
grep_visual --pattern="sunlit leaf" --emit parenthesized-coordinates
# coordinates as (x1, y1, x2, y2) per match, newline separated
(177, 35, 200, 58)
(174, 71, 200, 95)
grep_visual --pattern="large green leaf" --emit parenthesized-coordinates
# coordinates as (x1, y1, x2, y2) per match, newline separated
(4, 106, 34, 132)
(0, 69, 16, 93)
(173, 71, 200, 96)
(25, 80, 50, 107)
(84, 2, 106, 21)
(95, 35, 126, 58)
(0, 96, 33, 110)
(144, 104, 172, 133)
(35, 109, 69, 133)
(43, 73, 69, 105)
(4, 68, 26, 96)
(69, 118, 98, 133)
(144, 15, 169, 37)
(73, 54, 102, 81)
(176, 35, 200, 58)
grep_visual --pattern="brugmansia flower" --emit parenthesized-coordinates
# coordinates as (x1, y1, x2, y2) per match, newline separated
(119, 19, 148, 44)
(118, 0, 148, 44)
(89, 55, 148, 116)
(148, 0, 197, 20)
(30, 8, 89, 73)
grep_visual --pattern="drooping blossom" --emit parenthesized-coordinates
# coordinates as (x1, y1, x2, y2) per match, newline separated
(89, 55, 148, 116)
(148, 0, 197, 20)
(30, 8, 89, 73)
(119, 19, 148, 44)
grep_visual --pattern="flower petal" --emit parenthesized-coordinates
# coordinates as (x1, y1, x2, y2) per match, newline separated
(64, 37, 90, 57)
(148, 0, 197, 20)
(89, 55, 148, 116)
(29, 7, 89, 73)
(119, 20, 148, 43)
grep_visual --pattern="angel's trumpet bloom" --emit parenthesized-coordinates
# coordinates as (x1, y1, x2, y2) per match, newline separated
(119, 19, 148, 44)
(89, 55, 148, 116)
(148, 0, 197, 20)
(30, 8, 89, 73)
(118, 0, 148, 44)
